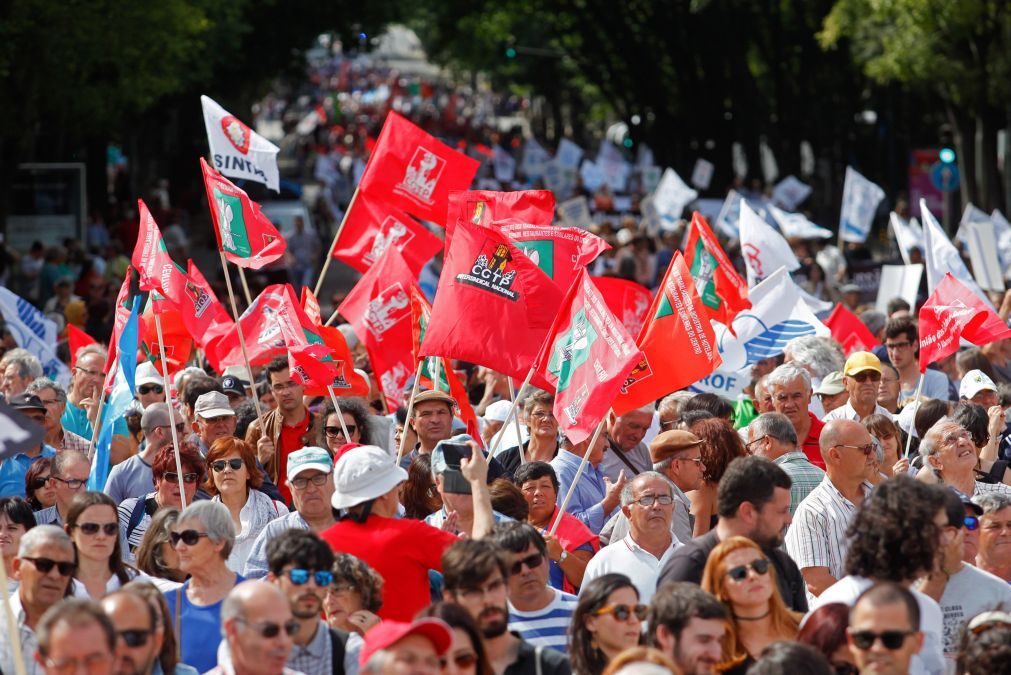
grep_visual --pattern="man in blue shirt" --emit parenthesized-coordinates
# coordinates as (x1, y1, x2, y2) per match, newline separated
(0, 393, 56, 497)
(549, 432, 625, 534)
(61, 345, 130, 464)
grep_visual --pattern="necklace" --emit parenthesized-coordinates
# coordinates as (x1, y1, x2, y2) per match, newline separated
(732, 609, 771, 621)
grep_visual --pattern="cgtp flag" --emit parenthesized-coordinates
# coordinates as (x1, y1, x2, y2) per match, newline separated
(824, 304, 881, 356)
(331, 191, 443, 274)
(454, 189, 555, 230)
(612, 252, 721, 416)
(839, 167, 886, 243)
(739, 201, 800, 286)
(683, 212, 752, 331)
(214, 285, 291, 369)
(132, 199, 186, 302)
(496, 221, 610, 292)
(533, 269, 642, 444)
(200, 158, 287, 269)
(201, 95, 280, 191)
(917, 273, 1011, 372)
(590, 277, 652, 338)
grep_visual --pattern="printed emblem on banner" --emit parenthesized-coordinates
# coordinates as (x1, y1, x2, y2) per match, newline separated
(220, 116, 251, 155)
(395, 147, 445, 205)
(329, 360, 351, 389)
(931, 299, 972, 322)
(257, 304, 284, 346)
(456, 241, 518, 301)
(690, 240, 721, 310)
(742, 243, 764, 277)
(364, 217, 416, 265)
(364, 283, 410, 340)
(619, 357, 653, 394)
(380, 363, 410, 397)
(184, 280, 212, 318)
(563, 384, 590, 425)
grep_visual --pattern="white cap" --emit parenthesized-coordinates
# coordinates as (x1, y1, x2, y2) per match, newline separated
(483, 399, 512, 423)
(616, 228, 634, 246)
(960, 369, 998, 401)
(331, 445, 407, 509)
(194, 391, 235, 419)
(135, 361, 164, 387)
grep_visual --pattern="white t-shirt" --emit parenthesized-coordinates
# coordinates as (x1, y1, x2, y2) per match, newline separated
(939, 565, 1011, 664)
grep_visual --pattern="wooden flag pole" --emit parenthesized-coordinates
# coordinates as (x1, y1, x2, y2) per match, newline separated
(0, 558, 27, 675)
(508, 377, 526, 464)
(154, 309, 188, 508)
(237, 266, 253, 306)
(489, 368, 535, 457)
(904, 374, 925, 458)
(326, 386, 352, 440)
(219, 252, 265, 426)
(395, 360, 425, 465)
(549, 418, 608, 537)
(86, 366, 112, 460)
(314, 186, 361, 298)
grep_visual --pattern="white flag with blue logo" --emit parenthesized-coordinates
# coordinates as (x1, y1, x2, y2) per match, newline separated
(839, 167, 886, 243)
(0, 288, 71, 386)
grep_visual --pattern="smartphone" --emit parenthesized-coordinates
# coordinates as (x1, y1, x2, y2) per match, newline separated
(441, 442, 472, 469)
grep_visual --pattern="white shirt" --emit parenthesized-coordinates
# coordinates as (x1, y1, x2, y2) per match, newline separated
(822, 400, 895, 422)
(601, 441, 653, 482)
(0, 592, 42, 675)
(939, 564, 1011, 665)
(580, 533, 679, 603)
(215, 490, 289, 573)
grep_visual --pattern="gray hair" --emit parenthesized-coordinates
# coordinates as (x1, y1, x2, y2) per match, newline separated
(0, 348, 31, 369)
(783, 335, 844, 379)
(860, 310, 887, 337)
(974, 492, 1011, 516)
(4, 353, 43, 380)
(918, 418, 960, 462)
(178, 500, 235, 559)
(751, 412, 798, 447)
(26, 377, 66, 404)
(765, 363, 812, 394)
(74, 344, 108, 364)
(620, 470, 673, 506)
(657, 392, 695, 421)
(19, 524, 73, 557)
(51, 450, 90, 478)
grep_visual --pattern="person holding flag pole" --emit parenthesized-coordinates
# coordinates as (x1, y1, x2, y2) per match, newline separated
(151, 295, 189, 507)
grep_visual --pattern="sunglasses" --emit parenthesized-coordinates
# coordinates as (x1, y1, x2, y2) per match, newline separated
(211, 459, 244, 473)
(834, 443, 875, 456)
(170, 530, 209, 547)
(849, 630, 915, 650)
(23, 556, 76, 576)
(75, 522, 118, 537)
(50, 476, 86, 490)
(30, 475, 51, 490)
(163, 472, 199, 484)
(509, 552, 544, 576)
(290, 473, 329, 490)
(726, 558, 771, 582)
(286, 568, 334, 587)
(851, 372, 881, 383)
(594, 603, 648, 621)
(965, 515, 980, 531)
(138, 384, 164, 395)
(237, 618, 300, 638)
(324, 424, 357, 438)
(449, 653, 478, 668)
(117, 629, 152, 648)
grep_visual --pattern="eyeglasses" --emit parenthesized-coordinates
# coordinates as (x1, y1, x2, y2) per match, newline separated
(22, 556, 76, 576)
(324, 424, 357, 438)
(163, 472, 200, 484)
(117, 629, 152, 647)
(286, 568, 334, 587)
(884, 341, 913, 351)
(449, 653, 478, 668)
(74, 522, 118, 537)
(329, 583, 357, 594)
(633, 494, 674, 507)
(42, 653, 112, 674)
(138, 384, 164, 395)
(38, 398, 60, 407)
(170, 530, 209, 547)
(726, 558, 770, 582)
(75, 365, 104, 378)
(659, 419, 679, 431)
(964, 515, 980, 531)
(211, 459, 244, 472)
(291, 473, 330, 490)
(530, 411, 554, 421)
(833, 443, 875, 456)
(236, 617, 300, 638)
(851, 372, 881, 383)
(509, 552, 544, 576)
(458, 578, 506, 602)
(271, 382, 300, 392)
(849, 630, 915, 650)
(30, 475, 51, 490)
(50, 476, 86, 490)
(594, 603, 648, 621)
(746, 435, 768, 450)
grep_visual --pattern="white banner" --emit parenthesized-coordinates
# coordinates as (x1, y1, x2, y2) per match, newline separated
(966, 220, 1006, 292)
(0, 288, 71, 385)
(556, 138, 584, 169)
(889, 213, 924, 266)
(839, 166, 886, 243)
(653, 168, 698, 230)
(558, 196, 593, 230)
(691, 159, 715, 190)
(875, 264, 922, 314)
(739, 201, 800, 286)
(920, 199, 996, 310)
(579, 160, 605, 192)
(520, 138, 551, 180)
(771, 175, 812, 211)
(768, 204, 832, 239)
(201, 95, 280, 191)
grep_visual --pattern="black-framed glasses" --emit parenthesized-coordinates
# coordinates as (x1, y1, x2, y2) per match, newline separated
(50, 476, 86, 490)
(163, 472, 199, 484)
(884, 341, 913, 351)
(117, 629, 152, 647)
(22, 556, 76, 576)
(75, 522, 118, 537)
(834, 443, 875, 456)
(849, 630, 915, 650)
(169, 530, 209, 547)
(726, 558, 770, 582)
(509, 552, 544, 576)
(286, 568, 334, 587)
(138, 384, 164, 395)
(211, 459, 244, 473)
(290, 473, 329, 490)
(965, 515, 980, 531)
(746, 435, 768, 450)
(634, 494, 674, 507)
(236, 617, 300, 638)
(594, 603, 648, 621)
(75, 365, 104, 378)
(324, 424, 357, 438)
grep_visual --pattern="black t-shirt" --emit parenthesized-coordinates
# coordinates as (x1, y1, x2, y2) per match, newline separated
(656, 529, 809, 613)
(498, 441, 558, 478)
(504, 638, 571, 675)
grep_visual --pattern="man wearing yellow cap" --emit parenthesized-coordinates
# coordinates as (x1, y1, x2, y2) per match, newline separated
(823, 351, 895, 422)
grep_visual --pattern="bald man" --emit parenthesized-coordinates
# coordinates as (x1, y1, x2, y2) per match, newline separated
(209, 581, 299, 675)
(101, 590, 164, 675)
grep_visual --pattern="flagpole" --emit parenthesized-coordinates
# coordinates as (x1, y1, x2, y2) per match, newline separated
(549, 418, 607, 537)
(904, 374, 925, 458)
(86, 367, 113, 460)
(154, 309, 188, 508)
(219, 251, 266, 427)
(395, 361, 425, 465)
(326, 386, 352, 440)
(489, 368, 535, 457)
(314, 185, 361, 298)
(508, 377, 526, 464)
(237, 266, 253, 306)
(0, 558, 27, 675)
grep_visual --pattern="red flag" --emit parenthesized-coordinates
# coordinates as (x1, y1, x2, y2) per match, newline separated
(590, 277, 653, 339)
(612, 252, 722, 415)
(331, 191, 443, 273)
(337, 247, 420, 408)
(132, 200, 187, 302)
(683, 212, 751, 331)
(456, 189, 556, 229)
(357, 112, 479, 224)
(140, 305, 193, 375)
(106, 270, 146, 378)
(200, 157, 287, 269)
(67, 325, 97, 369)
(496, 221, 610, 292)
(301, 287, 323, 325)
(214, 285, 290, 369)
(419, 217, 564, 384)
(311, 325, 371, 398)
(824, 304, 881, 356)
(918, 273, 1011, 372)
(533, 269, 643, 444)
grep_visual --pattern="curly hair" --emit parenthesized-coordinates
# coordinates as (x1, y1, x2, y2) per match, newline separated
(400, 453, 441, 520)
(318, 397, 373, 446)
(689, 417, 747, 484)
(331, 553, 384, 613)
(844, 474, 944, 581)
(203, 436, 264, 495)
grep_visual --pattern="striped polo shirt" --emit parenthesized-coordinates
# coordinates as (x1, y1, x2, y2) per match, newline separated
(508, 587, 579, 653)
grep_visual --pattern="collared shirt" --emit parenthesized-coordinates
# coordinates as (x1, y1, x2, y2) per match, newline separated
(600, 479, 693, 547)
(0, 591, 42, 675)
(600, 440, 652, 482)
(773, 451, 826, 515)
(822, 400, 895, 422)
(973, 481, 1011, 497)
(243, 510, 311, 579)
(55, 428, 92, 454)
(0, 445, 56, 498)
(287, 619, 363, 675)
(550, 450, 615, 534)
(581, 534, 679, 603)
(785, 476, 872, 583)
(801, 412, 826, 469)
(35, 505, 62, 526)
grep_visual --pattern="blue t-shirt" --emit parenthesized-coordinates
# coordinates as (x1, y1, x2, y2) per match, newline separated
(166, 575, 244, 673)
(61, 401, 128, 440)
(0, 446, 56, 498)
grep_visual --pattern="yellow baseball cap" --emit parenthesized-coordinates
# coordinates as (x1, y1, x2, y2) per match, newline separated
(843, 351, 882, 376)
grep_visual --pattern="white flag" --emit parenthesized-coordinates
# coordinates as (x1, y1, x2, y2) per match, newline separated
(771, 175, 812, 211)
(739, 201, 799, 286)
(875, 264, 923, 314)
(492, 145, 516, 183)
(653, 168, 698, 230)
(920, 199, 996, 310)
(0, 288, 71, 386)
(768, 204, 832, 239)
(889, 212, 924, 265)
(558, 196, 593, 230)
(839, 166, 886, 243)
(521, 138, 551, 180)
(555, 138, 584, 169)
(714, 190, 744, 239)
(201, 95, 280, 192)
(691, 159, 715, 190)
(579, 160, 605, 192)
(990, 209, 1011, 276)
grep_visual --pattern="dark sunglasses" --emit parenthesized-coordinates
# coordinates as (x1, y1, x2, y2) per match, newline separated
(965, 515, 980, 531)
(30, 475, 51, 490)
(237, 618, 300, 638)
(449, 653, 478, 668)
(75, 522, 118, 537)
(117, 629, 152, 647)
(594, 603, 648, 621)
(726, 558, 770, 582)
(509, 552, 544, 576)
(163, 472, 199, 484)
(834, 443, 875, 456)
(851, 372, 881, 383)
(324, 424, 357, 438)
(138, 384, 164, 395)
(849, 630, 915, 650)
(23, 556, 76, 576)
(286, 568, 334, 587)
(169, 530, 209, 547)
(211, 459, 244, 473)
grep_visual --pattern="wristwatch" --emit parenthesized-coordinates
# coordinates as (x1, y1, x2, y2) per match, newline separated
(557, 550, 568, 564)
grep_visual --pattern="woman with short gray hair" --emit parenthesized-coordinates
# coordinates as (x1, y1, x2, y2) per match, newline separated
(164, 500, 242, 673)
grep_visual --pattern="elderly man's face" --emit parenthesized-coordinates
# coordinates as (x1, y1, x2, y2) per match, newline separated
(609, 410, 653, 451)
(14, 538, 75, 610)
(2, 364, 30, 398)
(770, 377, 811, 429)
(227, 592, 296, 675)
(34, 387, 65, 432)
(38, 617, 114, 675)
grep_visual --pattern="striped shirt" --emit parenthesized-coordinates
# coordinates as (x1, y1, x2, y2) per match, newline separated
(508, 588, 579, 653)
(773, 451, 826, 515)
(974, 481, 1011, 497)
(785, 476, 872, 582)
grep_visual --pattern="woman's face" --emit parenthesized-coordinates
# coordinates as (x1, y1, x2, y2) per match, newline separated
(155, 467, 199, 508)
(171, 517, 223, 573)
(31, 472, 57, 508)
(325, 413, 361, 452)
(444, 627, 479, 675)
(520, 477, 557, 525)
(526, 404, 559, 441)
(324, 579, 364, 629)
(0, 514, 27, 560)
(210, 453, 249, 496)
(721, 547, 774, 610)
(159, 540, 181, 572)
(585, 586, 642, 656)
(71, 504, 118, 563)
(873, 429, 899, 459)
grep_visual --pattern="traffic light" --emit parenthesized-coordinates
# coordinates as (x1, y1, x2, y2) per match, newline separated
(939, 147, 956, 164)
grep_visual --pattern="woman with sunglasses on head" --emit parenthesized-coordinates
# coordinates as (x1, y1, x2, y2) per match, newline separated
(66, 491, 148, 598)
(570, 573, 645, 675)
(118, 443, 205, 557)
(23, 457, 56, 511)
(165, 500, 243, 674)
(204, 436, 288, 573)
(324, 552, 383, 636)
(420, 602, 492, 675)
(700, 536, 801, 674)
(318, 398, 372, 453)
(134, 507, 187, 592)
(0, 497, 35, 593)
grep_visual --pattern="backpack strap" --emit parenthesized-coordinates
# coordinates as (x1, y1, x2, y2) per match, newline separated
(535, 645, 543, 675)
(329, 627, 348, 675)
(125, 499, 148, 544)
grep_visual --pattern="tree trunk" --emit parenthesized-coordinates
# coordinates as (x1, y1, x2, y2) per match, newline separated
(976, 107, 1002, 211)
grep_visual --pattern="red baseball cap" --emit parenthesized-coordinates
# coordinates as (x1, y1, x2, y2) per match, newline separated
(359, 618, 453, 667)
